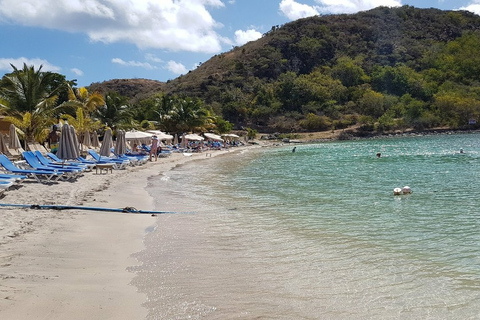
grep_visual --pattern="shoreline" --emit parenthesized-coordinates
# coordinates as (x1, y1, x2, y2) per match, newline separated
(291, 127, 480, 143)
(0, 147, 252, 319)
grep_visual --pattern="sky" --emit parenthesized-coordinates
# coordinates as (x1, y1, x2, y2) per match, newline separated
(0, 0, 479, 87)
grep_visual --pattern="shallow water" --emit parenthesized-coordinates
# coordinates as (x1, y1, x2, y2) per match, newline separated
(132, 133, 480, 319)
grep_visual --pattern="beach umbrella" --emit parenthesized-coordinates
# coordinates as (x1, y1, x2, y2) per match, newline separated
(57, 123, 80, 160)
(184, 133, 204, 141)
(70, 126, 81, 155)
(114, 130, 127, 156)
(125, 130, 153, 140)
(222, 133, 240, 139)
(180, 134, 187, 148)
(99, 128, 113, 157)
(125, 130, 153, 145)
(81, 131, 92, 151)
(91, 131, 100, 148)
(204, 132, 224, 141)
(8, 124, 22, 150)
(173, 134, 179, 145)
(147, 130, 173, 141)
(0, 133, 9, 155)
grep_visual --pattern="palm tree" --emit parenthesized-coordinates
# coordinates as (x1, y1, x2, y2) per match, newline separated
(170, 96, 209, 132)
(94, 92, 133, 129)
(59, 85, 105, 139)
(61, 85, 105, 114)
(0, 63, 68, 143)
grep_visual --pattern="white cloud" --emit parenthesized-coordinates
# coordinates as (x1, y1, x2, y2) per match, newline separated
(71, 68, 83, 76)
(280, 0, 402, 19)
(112, 58, 156, 70)
(167, 60, 188, 75)
(314, 0, 402, 14)
(234, 29, 262, 46)
(0, 0, 226, 53)
(459, 1, 480, 14)
(0, 57, 61, 72)
(279, 0, 319, 20)
(145, 54, 163, 64)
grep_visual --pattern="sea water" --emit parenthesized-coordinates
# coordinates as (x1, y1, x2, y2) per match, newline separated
(131, 133, 480, 319)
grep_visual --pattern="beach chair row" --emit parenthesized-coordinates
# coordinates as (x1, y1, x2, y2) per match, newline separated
(0, 149, 149, 188)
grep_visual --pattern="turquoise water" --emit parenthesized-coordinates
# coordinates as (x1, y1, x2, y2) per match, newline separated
(133, 133, 480, 319)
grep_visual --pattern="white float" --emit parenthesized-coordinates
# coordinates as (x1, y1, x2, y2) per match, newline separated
(393, 188, 402, 195)
(402, 186, 412, 194)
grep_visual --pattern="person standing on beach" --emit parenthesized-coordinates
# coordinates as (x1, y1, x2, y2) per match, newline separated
(48, 125, 60, 154)
(150, 135, 159, 161)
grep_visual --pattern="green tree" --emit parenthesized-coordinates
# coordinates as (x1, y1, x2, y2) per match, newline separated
(170, 96, 209, 132)
(0, 63, 67, 143)
(61, 85, 105, 115)
(94, 92, 132, 129)
(357, 89, 386, 118)
(331, 56, 368, 87)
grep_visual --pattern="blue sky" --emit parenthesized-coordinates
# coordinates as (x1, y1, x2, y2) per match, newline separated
(0, 0, 478, 87)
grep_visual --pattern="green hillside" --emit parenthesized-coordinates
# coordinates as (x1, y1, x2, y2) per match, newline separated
(92, 6, 480, 134)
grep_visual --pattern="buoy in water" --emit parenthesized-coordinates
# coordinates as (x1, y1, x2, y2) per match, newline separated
(393, 188, 402, 195)
(402, 186, 412, 194)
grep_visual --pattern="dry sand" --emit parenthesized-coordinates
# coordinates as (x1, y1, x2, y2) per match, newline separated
(0, 149, 246, 319)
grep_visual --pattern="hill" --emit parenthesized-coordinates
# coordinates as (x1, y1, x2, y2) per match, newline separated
(89, 6, 480, 134)
(88, 78, 166, 103)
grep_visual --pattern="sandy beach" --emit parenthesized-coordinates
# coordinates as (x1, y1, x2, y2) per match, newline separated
(0, 149, 246, 319)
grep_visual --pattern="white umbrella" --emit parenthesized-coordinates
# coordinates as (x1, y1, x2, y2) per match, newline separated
(125, 130, 153, 145)
(8, 124, 22, 150)
(222, 133, 240, 139)
(173, 134, 179, 145)
(204, 132, 224, 141)
(125, 130, 153, 140)
(99, 128, 113, 157)
(184, 133, 204, 141)
(147, 130, 173, 141)
(114, 130, 127, 156)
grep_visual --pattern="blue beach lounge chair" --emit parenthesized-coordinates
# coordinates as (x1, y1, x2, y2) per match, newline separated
(0, 154, 63, 183)
(87, 150, 128, 170)
(0, 173, 27, 181)
(0, 180, 14, 191)
(46, 152, 94, 171)
(35, 151, 93, 171)
(22, 151, 82, 180)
